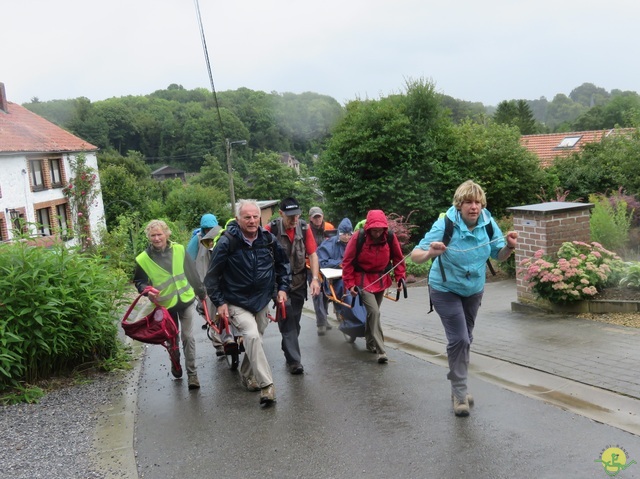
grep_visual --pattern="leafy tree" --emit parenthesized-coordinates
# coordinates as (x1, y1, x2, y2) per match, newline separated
(98, 149, 151, 179)
(219, 88, 289, 152)
(493, 100, 537, 134)
(245, 152, 300, 202)
(92, 99, 139, 154)
(20, 98, 77, 126)
(569, 82, 610, 108)
(318, 79, 452, 233)
(149, 84, 211, 104)
(545, 94, 588, 131)
(66, 97, 110, 148)
(99, 164, 154, 229)
(163, 183, 231, 229)
(528, 96, 550, 124)
(551, 129, 640, 200)
(493, 100, 518, 125)
(572, 92, 640, 130)
(445, 120, 547, 216)
(190, 154, 230, 191)
(438, 94, 486, 123)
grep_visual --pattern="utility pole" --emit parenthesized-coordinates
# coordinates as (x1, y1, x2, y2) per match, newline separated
(225, 139, 235, 217)
(226, 139, 247, 217)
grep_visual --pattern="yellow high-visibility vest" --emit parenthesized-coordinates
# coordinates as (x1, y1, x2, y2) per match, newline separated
(136, 244, 195, 308)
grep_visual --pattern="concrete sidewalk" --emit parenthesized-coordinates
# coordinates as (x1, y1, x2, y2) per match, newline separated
(305, 279, 640, 434)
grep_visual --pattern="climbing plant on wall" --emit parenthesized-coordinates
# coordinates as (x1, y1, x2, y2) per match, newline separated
(63, 153, 100, 251)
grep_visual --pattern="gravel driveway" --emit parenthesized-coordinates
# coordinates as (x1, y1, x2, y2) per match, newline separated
(0, 371, 128, 479)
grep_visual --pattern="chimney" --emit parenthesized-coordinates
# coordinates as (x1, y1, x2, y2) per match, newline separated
(0, 83, 8, 113)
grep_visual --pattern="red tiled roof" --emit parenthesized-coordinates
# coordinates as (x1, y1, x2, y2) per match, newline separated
(0, 101, 97, 153)
(520, 129, 636, 168)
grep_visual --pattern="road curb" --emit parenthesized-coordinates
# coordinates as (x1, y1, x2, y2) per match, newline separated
(384, 327, 640, 436)
(92, 337, 142, 479)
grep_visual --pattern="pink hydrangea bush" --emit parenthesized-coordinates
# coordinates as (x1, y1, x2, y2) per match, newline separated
(518, 241, 624, 303)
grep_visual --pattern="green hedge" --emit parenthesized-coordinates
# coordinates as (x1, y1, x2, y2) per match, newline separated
(0, 242, 128, 394)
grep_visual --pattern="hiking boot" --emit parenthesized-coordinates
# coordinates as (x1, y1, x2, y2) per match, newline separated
(241, 375, 260, 392)
(377, 353, 388, 364)
(452, 395, 470, 417)
(451, 393, 474, 407)
(259, 384, 276, 405)
(317, 326, 327, 336)
(214, 345, 225, 357)
(289, 363, 304, 375)
(188, 374, 200, 390)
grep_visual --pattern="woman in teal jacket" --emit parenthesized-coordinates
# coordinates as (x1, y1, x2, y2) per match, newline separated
(411, 180, 518, 417)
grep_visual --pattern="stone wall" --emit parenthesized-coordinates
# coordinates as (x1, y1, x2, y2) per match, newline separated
(506, 202, 593, 303)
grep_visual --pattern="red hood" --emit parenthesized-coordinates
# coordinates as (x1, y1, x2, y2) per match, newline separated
(364, 210, 388, 230)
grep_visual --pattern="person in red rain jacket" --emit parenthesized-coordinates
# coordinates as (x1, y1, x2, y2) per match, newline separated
(342, 209, 406, 364)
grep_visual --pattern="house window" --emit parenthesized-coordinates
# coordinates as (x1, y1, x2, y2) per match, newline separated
(0, 217, 5, 242)
(556, 136, 581, 148)
(30, 160, 45, 190)
(56, 203, 72, 240)
(9, 209, 25, 233)
(36, 207, 52, 236)
(50, 159, 62, 187)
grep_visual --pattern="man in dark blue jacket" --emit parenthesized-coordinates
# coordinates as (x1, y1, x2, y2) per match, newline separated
(204, 199, 291, 405)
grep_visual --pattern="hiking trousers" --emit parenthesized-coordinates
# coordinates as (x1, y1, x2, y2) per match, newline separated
(171, 302, 198, 377)
(361, 290, 385, 355)
(429, 286, 483, 398)
(229, 304, 273, 388)
(279, 287, 306, 366)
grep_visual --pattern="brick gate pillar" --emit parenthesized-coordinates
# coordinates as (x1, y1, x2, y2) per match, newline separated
(506, 202, 593, 303)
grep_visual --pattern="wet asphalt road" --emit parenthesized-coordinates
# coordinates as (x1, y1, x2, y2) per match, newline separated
(132, 311, 640, 479)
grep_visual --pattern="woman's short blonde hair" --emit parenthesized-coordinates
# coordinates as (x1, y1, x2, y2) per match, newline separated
(144, 219, 171, 239)
(452, 180, 487, 209)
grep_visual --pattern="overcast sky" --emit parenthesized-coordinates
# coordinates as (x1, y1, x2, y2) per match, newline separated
(3, 0, 639, 107)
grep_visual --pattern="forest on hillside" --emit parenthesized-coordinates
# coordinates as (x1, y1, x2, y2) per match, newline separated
(24, 81, 640, 176)
(22, 79, 640, 276)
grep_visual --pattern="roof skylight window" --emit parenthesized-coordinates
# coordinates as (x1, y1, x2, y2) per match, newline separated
(556, 136, 581, 148)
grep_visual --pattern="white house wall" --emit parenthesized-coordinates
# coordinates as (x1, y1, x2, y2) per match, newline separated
(0, 152, 105, 243)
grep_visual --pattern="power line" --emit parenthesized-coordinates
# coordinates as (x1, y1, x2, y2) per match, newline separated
(193, 0, 227, 143)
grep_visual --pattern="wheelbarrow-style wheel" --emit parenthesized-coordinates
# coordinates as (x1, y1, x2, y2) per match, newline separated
(226, 350, 239, 370)
(223, 342, 240, 371)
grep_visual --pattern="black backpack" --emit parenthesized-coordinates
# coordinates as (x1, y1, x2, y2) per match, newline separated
(436, 216, 496, 282)
(215, 222, 277, 259)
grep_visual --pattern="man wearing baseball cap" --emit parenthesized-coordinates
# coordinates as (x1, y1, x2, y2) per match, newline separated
(308, 206, 335, 335)
(265, 197, 321, 374)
